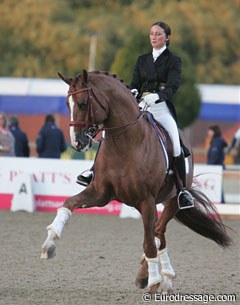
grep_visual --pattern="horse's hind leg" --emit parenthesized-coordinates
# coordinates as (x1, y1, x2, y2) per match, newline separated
(155, 197, 178, 294)
(135, 198, 178, 292)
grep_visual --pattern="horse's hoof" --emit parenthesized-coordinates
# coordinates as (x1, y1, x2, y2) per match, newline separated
(149, 282, 160, 295)
(40, 244, 56, 259)
(135, 277, 148, 289)
(160, 287, 174, 295)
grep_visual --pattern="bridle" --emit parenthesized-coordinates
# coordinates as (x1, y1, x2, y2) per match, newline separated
(68, 87, 107, 128)
(67, 85, 143, 142)
(67, 86, 108, 140)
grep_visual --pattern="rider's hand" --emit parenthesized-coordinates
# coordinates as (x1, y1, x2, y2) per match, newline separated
(131, 89, 139, 98)
(141, 93, 159, 106)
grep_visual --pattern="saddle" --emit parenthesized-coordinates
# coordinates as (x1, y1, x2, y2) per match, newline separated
(143, 112, 190, 165)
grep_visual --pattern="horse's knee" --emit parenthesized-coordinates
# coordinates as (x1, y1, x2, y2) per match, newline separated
(63, 199, 74, 211)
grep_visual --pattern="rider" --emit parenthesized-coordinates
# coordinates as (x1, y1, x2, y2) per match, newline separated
(130, 21, 194, 209)
(77, 21, 194, 209)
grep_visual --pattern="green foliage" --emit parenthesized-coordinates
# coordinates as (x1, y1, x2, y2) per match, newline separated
(172, 48, 201, 128)
(111, 30, 149, 83)
(0, 0, 239, 85)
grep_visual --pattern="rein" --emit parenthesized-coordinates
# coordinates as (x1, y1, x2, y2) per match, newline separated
(99, 113, 144, 141)
(68, 85, 143, 142)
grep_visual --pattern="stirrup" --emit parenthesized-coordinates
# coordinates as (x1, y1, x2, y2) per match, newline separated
(76, 170, 94, 187)
(177, 189, 194, 210)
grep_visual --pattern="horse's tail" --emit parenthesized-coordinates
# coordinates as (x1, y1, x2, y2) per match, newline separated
(174, 188, 233, 248)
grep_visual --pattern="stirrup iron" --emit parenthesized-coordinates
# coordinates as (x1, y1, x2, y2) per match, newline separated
(177, 189, 194, 210)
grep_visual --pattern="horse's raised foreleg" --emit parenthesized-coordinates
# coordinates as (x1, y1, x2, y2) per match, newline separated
(40, 186, 109, 259)
(140, 199, 161, 294)
(40, 207, 71, 259)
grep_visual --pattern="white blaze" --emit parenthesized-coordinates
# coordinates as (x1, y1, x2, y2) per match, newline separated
(69, 96, 78, 149)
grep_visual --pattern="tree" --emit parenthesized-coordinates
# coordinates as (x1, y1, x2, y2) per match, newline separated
(0, 0, 239, 84)
(0, 0, 85, 77)
(171, 48, 201, 129)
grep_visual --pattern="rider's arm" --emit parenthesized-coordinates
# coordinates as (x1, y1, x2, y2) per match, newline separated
(156, 55, 182, 103)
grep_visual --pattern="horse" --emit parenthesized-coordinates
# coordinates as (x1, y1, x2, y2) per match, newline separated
(40, 70, 232, 294)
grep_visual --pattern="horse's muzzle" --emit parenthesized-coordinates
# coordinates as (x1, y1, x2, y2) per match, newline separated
(75, 135, 91, 152)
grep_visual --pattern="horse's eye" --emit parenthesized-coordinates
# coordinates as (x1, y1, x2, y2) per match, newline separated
(78, 101, 88, 110)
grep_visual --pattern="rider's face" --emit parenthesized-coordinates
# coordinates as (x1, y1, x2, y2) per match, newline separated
(149, 25, 167, 50)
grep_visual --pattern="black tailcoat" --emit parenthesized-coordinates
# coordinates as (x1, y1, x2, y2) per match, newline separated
(130, 48, 182, 121)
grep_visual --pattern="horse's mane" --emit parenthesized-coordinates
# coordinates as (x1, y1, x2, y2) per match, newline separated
(75, 70, 130, 89)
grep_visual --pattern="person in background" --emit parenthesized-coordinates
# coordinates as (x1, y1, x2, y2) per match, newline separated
(36, 114, 66, 158)
(207, 125, 227, 203)
(226, 127, 240, 164)
(0, 112, 15, 157)
(9, 116, 30, 157)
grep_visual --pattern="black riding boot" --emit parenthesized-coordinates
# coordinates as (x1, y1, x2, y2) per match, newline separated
(173, 154, 194, 209)
(76, 168, 94, 186)
(76, 142, 102, 187)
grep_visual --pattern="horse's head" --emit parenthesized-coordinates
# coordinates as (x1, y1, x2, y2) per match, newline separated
(58, 70, 108, 151)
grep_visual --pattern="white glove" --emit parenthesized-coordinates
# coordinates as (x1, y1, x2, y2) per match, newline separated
(131, 89, 138, 98)
(141, 93, 159, 106)
(138, 99, 150, 111)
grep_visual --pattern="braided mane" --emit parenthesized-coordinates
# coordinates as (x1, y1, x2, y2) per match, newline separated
(76, 70, 129, 89)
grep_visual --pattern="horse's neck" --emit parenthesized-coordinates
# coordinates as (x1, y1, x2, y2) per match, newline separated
(105, 92, 139, 128)
(91, 73, 140, 127)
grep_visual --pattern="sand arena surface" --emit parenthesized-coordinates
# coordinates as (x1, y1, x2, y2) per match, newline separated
(0, 210, 239, 305)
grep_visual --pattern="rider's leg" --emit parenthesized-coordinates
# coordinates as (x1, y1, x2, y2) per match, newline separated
(77, 141, 102, 186)
(151, 102, 194, 209)
(172, 153, 194, 209)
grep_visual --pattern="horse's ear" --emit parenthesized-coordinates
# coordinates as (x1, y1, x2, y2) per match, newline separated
(82, 69, 88, 84)
(58, 72, 72, 85)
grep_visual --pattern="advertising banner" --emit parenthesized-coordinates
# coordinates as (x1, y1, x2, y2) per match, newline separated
(0, 157, 223, 214)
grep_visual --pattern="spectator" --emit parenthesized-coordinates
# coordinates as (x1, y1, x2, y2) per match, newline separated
(207, 125, 227, 203)
(9, 116, 30, 157)
(36, 114, 66, 158)
(0, 112, 15, 157)
(226, 127, 240, 164)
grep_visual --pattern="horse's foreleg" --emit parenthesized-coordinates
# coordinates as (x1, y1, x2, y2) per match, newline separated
(140, 200, 161, 293)
(40, 187, 108, 259)
(40, 206, 72, 259)
(135, 205, 159, 289)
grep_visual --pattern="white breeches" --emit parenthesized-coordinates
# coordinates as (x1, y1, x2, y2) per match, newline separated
(151, 101, 181, 157)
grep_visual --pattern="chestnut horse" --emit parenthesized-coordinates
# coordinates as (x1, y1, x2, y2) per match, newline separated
(41, 70, 232, 294)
